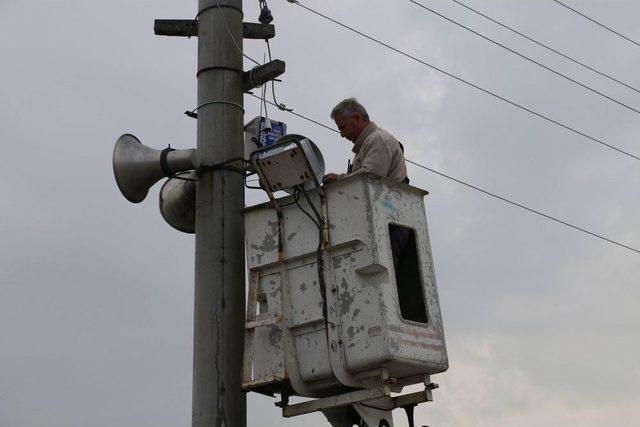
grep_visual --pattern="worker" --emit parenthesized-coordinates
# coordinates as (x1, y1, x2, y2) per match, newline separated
(322, 97, 408, 185)
(322, 98, 410, 271)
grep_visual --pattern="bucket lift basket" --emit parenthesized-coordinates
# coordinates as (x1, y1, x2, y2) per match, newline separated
(243, 172, 448, 425)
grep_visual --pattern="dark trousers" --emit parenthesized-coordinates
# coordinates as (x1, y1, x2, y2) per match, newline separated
(390, 226, 411, 271)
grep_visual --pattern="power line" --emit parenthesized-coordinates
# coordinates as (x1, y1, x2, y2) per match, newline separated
(249, 95, 640, 255)
(405, 159, 640, 255)
(287, 1, 640, 163)
(408, 0, 640, 116)
(248, 93, 336, 132)
(448, 0, 640, 95)
(552, 0, 640, 49)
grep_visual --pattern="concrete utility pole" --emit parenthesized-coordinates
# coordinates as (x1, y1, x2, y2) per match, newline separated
(193, 1, 245, 426)
(149, 3, 282, 426)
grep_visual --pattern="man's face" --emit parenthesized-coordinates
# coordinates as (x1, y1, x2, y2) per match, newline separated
(334, 113, 367, 143)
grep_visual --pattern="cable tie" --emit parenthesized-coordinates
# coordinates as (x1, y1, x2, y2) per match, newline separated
(197, 157, 248, 176)
(185, 100, 245, 119)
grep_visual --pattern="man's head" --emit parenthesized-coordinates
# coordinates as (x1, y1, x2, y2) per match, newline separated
(330, 98, 371, 143)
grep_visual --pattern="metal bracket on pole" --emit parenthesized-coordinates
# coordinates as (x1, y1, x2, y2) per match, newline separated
(154, 19, 275, 39)
(243, 59, 286, 92)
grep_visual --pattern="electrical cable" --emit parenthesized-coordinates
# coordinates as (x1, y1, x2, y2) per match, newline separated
(260, 54, 270, 120)
(405, 158, 640, 255)
(552, 0, 640, 49)
(266, 39, 293, 111)
(448, 0, 640, 95)
(249, 95, 640, 255)
(278, 188, 302, 207)
(300, 187, 323, 231)
(249, 93, 336, 132)
(263, 84, 269, 119)
(287, 1, 640, 162)
(259, 82, 265, 118)
(257, 0, 292, 111)
(300, 186, 329, 321)
(244, 170, 261, 190)
(248, 0, 293, 112)
(195, 3, 242, 20)
(245, 182, 263, 190)
(168, 173, 198, 182)
(295, 189, 320, 228)
(187, 100, 245, 116)
(408, 0, 640, 115)
(298, 184, 345, 389)
(199, 0, 261, 66)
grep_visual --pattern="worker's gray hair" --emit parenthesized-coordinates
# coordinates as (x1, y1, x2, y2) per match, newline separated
(330, 97, 370, 121)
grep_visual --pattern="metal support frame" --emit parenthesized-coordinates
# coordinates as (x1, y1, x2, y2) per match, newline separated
(281, 375, 438, 426)
(249, 145, 321, 397)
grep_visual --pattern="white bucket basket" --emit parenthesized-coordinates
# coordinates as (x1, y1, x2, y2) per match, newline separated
(243, 172, 447, 415)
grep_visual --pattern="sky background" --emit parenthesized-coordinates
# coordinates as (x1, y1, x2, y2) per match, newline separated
(1, 0, 640, 426)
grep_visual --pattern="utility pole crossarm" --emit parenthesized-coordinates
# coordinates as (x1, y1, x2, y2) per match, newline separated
(154, 19, 197, 37)
(242, 22, 276, 39)
(154, 19, 275, 39)
(243, 59, 285, 92)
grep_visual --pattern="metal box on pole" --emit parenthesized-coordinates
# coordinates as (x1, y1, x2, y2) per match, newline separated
(244, 116, 287, 159)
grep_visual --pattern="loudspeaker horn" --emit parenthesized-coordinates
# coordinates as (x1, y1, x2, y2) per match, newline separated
(113, 134, 199, 203)
(159, 171, 196, 234)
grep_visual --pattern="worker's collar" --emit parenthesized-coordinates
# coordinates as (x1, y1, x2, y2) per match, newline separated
(352, 122, 377, 154)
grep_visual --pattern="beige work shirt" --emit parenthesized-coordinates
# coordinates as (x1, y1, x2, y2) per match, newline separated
(341, 122, 407, 182)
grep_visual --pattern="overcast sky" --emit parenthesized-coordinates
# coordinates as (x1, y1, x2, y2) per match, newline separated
(2, 0, 640, 426)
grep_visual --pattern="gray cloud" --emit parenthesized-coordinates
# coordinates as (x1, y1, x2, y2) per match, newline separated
(2, 0, 639, 426)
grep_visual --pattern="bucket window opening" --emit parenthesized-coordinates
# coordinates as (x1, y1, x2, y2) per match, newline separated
(256, 292, 268, 316)
(389, 224, 428, 324)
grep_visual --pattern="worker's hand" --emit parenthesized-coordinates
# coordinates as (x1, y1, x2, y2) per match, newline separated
(322, 173, 340, 184)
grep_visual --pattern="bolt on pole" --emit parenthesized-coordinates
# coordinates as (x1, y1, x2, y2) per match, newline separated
(193, 1, 246, 426)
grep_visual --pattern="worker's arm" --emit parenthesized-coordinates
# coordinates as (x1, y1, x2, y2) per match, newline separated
(322, 173, 341, 184)
(323, 135, 393, 184)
